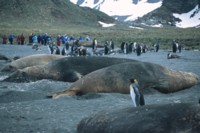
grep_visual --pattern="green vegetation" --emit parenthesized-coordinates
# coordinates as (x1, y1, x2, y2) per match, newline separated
(1, 26, 200, 50)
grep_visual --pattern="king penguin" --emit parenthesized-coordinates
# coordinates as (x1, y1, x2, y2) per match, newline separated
(129, 79, 145, 107)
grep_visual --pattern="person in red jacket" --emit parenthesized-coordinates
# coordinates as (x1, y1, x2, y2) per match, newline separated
(56, 35, 61, 46)
(2, 34, 7, 44)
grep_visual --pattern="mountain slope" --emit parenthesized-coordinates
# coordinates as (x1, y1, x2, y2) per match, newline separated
(0, 0, 115, 29)
(71, 0, 200, 28)
(70, 0, 163, 21)
(131, 0, 200, 28)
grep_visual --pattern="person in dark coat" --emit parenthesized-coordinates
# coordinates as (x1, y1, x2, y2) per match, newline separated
(20, 33, 25, 45)
(8, 34, 14, 44)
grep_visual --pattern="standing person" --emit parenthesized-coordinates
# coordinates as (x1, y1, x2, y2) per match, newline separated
(8, 34, 14, 44)
(32, 34, 38, 46)
(29, 33, 33, 45)
(85, 35, 90, 41)
(37, 35, 42, 44)
(43, 33, 48, 45)
(61, 35, 67, 44)
(32, 34, 40, 50)
(2, 34, 7, 44)
(17, 35, 21, 45)
(78, 36, 83, 41)
(92, 38, 97, 52)
(129, 79, 145, 107)
(56, 35, 61, 46)
(20, 33, 25, 45)
(47, 35, 53, 45)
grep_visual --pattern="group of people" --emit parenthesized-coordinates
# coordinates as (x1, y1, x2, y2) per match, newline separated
(2, 33, 25, 45)
(30, 33, 82, 46)
(1, 33, 91, 46)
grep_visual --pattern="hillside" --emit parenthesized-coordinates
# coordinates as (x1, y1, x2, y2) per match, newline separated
(133, 0, 200, 27)
(0, 0, 115, 30)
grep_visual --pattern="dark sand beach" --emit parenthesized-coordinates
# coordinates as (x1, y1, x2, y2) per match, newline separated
(0, 45, 200, 133)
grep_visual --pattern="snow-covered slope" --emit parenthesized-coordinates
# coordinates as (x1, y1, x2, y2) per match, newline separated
(70, 0, 162, 21)
(173, 5, 200, 28)
(70, 0, 200, 28)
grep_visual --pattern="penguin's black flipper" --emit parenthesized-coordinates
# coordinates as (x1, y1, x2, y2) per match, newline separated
(140, 94, 145, 106)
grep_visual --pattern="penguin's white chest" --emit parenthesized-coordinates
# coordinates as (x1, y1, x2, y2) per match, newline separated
(130, 88, 136, 107)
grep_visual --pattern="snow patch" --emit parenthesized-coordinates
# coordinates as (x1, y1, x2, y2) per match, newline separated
(151, 23, 163, 28)
(98, 21, 115, 28)
(141, 23, 163, 28)
(70, 0, 78, 4)
(173, 5, 200, 28)
(129, 26, 144, 30)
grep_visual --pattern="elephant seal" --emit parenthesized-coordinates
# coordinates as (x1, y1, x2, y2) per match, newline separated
(50, 62, 199, 99)
(1, 54, 64, 72)
(3, 56, 138, 82)
(167, 53, 180, 59)
(0, 53, 11, 61)
(77, 103, 200, 133)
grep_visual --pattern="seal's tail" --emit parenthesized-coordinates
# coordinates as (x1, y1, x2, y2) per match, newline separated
(47, 89, 77, 99)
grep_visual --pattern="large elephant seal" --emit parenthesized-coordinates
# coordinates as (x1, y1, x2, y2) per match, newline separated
(50, 62, 199, 99)
(77, 103, 200, 133)
(1, 54, 64, 72)
(3, 56, 138, 82)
